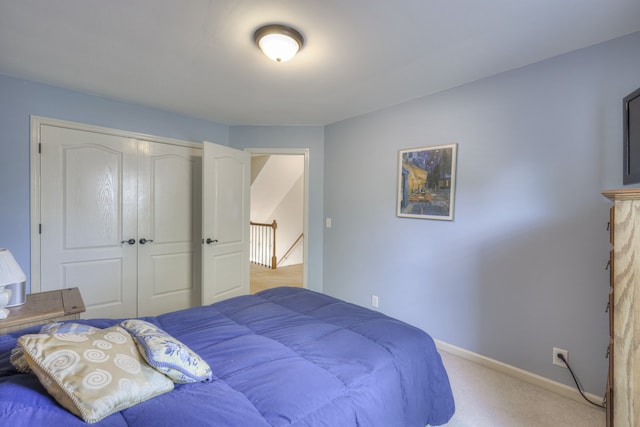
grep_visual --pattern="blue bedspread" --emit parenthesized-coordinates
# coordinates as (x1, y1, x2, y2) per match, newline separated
(0, 287, 454, 426)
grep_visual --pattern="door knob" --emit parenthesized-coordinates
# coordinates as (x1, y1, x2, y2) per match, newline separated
(121, 238, 136, 245)
(139, 238, 154, 244)
(204, 238, 218, 245)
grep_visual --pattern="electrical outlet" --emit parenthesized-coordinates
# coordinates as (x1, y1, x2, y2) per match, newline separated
(371, 295, 379, 308)
(553, 347, 568, 367)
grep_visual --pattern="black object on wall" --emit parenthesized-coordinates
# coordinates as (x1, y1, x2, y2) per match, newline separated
(623, 87, 640, 185)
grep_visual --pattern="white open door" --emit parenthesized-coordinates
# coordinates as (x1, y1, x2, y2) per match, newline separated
(202, 141, 250, 305)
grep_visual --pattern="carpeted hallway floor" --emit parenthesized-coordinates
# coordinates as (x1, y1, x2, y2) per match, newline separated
(250, 263, 304, 294)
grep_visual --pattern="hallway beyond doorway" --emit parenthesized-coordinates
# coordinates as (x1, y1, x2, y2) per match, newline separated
(250, 263, 304, 294)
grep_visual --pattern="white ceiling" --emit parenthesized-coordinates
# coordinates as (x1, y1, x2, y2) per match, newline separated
(1, 0, 639, 126)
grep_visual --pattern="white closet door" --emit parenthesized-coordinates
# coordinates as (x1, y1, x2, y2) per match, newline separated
(137, 141, 202, 316)
(40, 125, 138, 318)
(202, 141, 250, 305)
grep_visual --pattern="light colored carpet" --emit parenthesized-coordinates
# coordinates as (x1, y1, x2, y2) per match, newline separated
(439, 350, 605, 427)
(250, 263, 304, 294)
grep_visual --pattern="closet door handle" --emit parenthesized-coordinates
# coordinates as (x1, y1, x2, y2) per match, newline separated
(204, 238, 218, 245)
(121, 238, 136, 245)
(139, 238, 154, 244)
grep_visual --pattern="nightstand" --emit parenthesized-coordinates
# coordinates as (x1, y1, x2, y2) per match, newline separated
(0, 288, 85, 335)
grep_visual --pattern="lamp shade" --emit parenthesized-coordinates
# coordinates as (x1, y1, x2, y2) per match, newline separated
(0, 249, 26, 287)
(254, 24, 304, 63)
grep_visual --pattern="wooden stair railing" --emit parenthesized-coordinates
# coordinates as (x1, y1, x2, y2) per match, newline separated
(250, 220, 277, 269)
(277, 233, 303, 267)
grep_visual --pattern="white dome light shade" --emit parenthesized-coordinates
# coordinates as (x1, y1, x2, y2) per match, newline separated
(254, 24, 304, 63)
(258, 33, 300, 62)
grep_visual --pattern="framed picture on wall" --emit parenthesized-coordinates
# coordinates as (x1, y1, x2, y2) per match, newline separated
(397, 143, 458, 220)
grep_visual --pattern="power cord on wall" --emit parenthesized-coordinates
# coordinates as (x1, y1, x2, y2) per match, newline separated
(556, 353, 606, 409)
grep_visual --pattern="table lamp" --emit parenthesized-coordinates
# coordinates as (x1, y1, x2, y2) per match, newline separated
(0, 249, 26, 319)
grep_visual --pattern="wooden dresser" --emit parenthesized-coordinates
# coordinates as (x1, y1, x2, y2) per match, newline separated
(0, 288, 85, 335)
(603, 189, 640, 427)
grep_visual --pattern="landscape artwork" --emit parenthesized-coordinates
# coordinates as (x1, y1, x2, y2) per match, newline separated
(397, 143, 458, 220)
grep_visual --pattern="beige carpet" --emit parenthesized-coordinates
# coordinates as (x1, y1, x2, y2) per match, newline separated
(250, 263, 304, 294)
(439, 350, 605, 426)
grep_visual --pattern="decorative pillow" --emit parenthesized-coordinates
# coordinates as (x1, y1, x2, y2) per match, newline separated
(9, 345, 31, 373)
(120, 319, 212, 384)
(11, 322, 100, 373)
(18, 325, 174, 424)
(40, 322, 100, 335)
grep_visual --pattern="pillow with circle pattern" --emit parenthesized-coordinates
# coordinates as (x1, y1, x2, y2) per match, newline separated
(18, 325, 174, 424)
(10, 322, 100, 373)
(120, 319, 212, 384)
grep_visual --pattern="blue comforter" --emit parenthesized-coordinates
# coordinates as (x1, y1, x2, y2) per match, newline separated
(0, 287, 454, 426)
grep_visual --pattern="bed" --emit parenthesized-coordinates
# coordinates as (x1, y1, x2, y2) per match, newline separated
(0, 286, 455, 426)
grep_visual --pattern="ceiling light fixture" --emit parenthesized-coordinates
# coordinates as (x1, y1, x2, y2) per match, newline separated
(254, 24, 304, 63)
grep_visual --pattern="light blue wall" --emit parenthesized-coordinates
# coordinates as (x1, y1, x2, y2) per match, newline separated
(229, 126, 325, 292)
(323, 32, 640, 395)
(2, 30, 638, 396)
(0, 75, 230, 290)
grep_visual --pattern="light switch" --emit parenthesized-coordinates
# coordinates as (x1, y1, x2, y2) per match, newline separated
(325, 217, 332, 228)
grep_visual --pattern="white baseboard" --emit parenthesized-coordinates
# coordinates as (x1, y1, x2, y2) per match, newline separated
(435, 340, 605, 410)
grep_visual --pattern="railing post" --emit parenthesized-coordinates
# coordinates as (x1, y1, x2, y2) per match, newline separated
(250, 220, 278, 269)
(271, 220, 277, 269)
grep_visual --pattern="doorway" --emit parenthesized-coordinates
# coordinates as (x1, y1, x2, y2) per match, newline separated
(247, 148, 308, 293)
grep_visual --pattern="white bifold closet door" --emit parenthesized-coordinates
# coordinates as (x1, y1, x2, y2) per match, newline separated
(39, 124, 211, 318)
(136, 140, 203, 316)
(40, 125, 140, 318)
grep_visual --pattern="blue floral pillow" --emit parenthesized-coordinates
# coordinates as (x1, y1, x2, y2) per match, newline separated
(120, 319, 212, 384)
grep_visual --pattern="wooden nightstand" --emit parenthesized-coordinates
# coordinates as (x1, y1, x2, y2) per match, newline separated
(0, 288, 85, 335)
